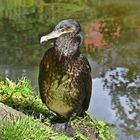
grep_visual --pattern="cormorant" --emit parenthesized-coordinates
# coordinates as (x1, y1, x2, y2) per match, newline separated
(39, 19, 92, 136)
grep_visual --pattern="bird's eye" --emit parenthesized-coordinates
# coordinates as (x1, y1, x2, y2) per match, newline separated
(60, 28, 65, 32)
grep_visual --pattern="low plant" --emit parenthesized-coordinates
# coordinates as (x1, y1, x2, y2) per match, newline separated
(0, 77, 115, 140)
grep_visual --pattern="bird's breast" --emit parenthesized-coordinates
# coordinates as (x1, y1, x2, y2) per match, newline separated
(45, 73, 79, 117)
(39, 50, 85, 117)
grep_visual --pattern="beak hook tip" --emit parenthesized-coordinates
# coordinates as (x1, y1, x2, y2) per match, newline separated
(40, 36, 47, 44)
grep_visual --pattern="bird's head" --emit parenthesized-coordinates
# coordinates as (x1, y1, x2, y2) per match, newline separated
(40, 19, 83, 56)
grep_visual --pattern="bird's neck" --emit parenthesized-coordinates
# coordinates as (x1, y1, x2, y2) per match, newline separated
(54, 35, 80, 58)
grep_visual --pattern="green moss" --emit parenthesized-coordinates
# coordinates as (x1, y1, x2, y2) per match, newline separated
(0, 77, 115, 140)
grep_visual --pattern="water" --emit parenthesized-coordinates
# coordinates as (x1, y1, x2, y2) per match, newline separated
(0, 0, 140, 139)
(89, 67, 140, 139)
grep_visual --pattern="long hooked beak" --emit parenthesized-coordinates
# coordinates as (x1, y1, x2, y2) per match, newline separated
(40, 27, 75, 44)
(40, 30, 63, 44)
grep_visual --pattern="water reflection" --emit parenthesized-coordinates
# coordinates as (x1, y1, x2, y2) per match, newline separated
(0, 65, 39, 90)
(84, 21, 120, 51)
(103, 68, 140, 138)
(88, 67, 140, 140)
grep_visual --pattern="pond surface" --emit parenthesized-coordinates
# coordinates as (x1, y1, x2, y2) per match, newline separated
(0, 0, 140, 139)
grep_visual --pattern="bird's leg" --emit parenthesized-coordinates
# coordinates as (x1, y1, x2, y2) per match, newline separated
(64, 106, 84, 137)
(52, 114, 74, 137)
(52, 121, 74, 137)
(53, 112, 78, 137)
(64, 121, 74, 137)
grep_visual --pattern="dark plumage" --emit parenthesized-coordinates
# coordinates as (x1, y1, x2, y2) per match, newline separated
(39, 19, 92, 136)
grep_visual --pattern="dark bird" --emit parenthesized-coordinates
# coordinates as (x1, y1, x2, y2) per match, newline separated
(39, 19, 92, 136)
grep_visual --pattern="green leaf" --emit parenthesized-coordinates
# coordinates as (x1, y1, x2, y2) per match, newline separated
(98, 121, 106, 127)
(76, 132, 88, 140)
